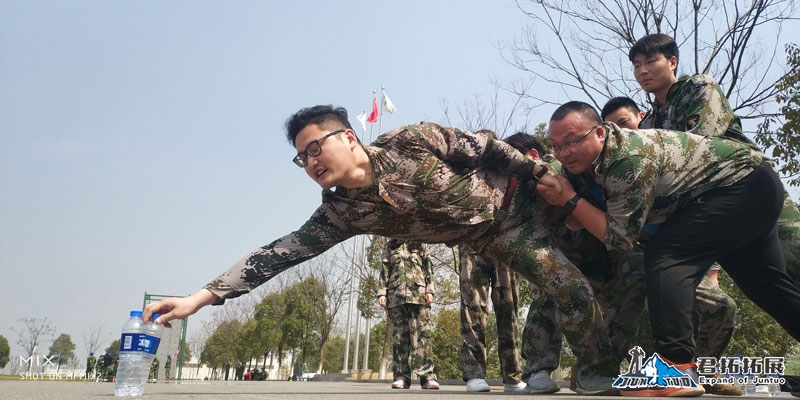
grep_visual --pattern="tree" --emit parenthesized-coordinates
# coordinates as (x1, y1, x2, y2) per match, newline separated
(0, 335, 10, 369)
(253, 291, 287, 371)
(281, 276, 327, 372)
(204, 320, 243, 371)
(430, 308, 462, 379)
(505, 0, 799, 184)
(48, 333, 76, 372)
(757, 43, 800, 185)
(11, 317, 55, 371)
(81, 322, 105, 359)
(720, 270, 800, 357)
(440, 84, 536, 137)
(105, 339, 120, 356)
(295, 252, 351, 374)
(186, 330, 209, 380)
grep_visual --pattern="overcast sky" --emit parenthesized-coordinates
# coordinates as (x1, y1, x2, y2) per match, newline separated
(2, 0, 798, 368)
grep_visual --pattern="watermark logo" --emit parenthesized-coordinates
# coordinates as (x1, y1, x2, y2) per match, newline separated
(696, 356, 786, 387)
(18, 347, 57, 370)
(17, 346, 84, 381)
(612, 346, 700, 390)
(612, 347, 787, 391)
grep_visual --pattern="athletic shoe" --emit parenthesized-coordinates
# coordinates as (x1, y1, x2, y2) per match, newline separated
(504, 381, 528, 392)
(702, 373, 742, 396)
(620, 355, 705, 397)
(465, 378, 491, 392)
(420, 379, 440, 390)
(791, 388, 799, 398)
(391, 377, 409, 389)
(524, 370, 560, 394)
(576, 373, 620, 396)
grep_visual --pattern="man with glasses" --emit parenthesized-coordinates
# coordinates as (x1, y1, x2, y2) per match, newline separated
(538, 100, 800, 397)
(601, 96, 741, 396)
(144, 104, 622, 395)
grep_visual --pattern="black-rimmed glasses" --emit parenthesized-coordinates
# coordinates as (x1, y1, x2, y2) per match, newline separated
(550, 125, 598, 154)
(292, 129, 345, 167)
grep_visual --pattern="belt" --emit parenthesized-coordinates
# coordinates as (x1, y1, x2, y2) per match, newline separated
(501, 177, 518, 210)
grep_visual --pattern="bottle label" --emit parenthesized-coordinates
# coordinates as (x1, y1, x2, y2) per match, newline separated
(119, 333, 161, 355)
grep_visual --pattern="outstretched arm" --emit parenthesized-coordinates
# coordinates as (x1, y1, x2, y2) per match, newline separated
(536, 174, 608, 241)
(143, 289, 218, 327)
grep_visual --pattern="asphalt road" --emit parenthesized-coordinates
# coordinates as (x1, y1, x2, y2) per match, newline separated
(0, 379, 791, 400)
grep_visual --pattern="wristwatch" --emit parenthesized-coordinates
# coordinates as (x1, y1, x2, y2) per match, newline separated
(563, 193, 581, 213)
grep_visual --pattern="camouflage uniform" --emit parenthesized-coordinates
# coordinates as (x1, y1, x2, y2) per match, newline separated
(641, 73, 800, 285)
(85, 353, 96, 380)
(521, 218, 647, 379)
(377, 239, 436, 383)
(164, 356, 171, 380)
(458, 244, 522, 384)
(583, 123, 800, 362)
(150, 357, 160, 382)
(204, 122, 616, 378)
(521, 157, 647, 380)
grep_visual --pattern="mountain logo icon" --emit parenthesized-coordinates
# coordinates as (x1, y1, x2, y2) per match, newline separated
(613, 351, 700, 389)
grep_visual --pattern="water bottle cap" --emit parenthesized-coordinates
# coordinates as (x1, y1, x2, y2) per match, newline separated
(130, 310, 143, 317)
(152, 314, 161, 320)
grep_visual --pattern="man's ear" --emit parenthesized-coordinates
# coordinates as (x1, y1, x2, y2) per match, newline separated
(343, 129, 360, 148)
(526, 148, 541, 162)
(597, 125, 607, 139)
(668, 55, 678, 73)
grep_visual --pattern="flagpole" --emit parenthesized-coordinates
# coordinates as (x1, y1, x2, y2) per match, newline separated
(377, 87, 384, 142)
(361, 110, 367, 142)
(370, 90, 376, 141)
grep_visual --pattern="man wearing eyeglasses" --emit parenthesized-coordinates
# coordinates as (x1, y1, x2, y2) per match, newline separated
(144, 104, 623, 395)
(538, 100, 800, 397)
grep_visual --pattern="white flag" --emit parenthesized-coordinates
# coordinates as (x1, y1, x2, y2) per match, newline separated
(382, 90, 397, 114)
(356, 111, 367, 132)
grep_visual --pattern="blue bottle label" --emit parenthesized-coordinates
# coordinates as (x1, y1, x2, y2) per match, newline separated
(119, 333, 161, 355)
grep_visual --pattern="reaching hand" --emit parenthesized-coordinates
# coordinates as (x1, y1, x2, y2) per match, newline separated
(143, 289, 218, 328)
(377, 295, 387, 308)
(536, 174, 576, 206)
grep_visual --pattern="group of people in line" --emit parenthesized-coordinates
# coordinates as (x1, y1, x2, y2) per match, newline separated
(84, 352, 172, 382)
(143, 33, 800, 397)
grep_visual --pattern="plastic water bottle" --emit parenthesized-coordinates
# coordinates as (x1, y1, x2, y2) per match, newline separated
(114, 311, 163, 396)
(766, 374, 781, 396)
(741, 374, 756, 396)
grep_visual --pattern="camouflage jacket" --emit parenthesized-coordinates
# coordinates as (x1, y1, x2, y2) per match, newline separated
(571, 123, 762, 252)
(639, 74, 754, 148)
(378, 240, 434, 307)
(204, 122, 544, 302)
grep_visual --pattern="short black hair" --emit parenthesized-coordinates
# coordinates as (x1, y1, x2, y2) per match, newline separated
(550, 101, 602, 125)
(504, 132, 545, 155)
(628, 33, 679, 66)
(601, 97, 641, 121)
(285, 105, 354, 146)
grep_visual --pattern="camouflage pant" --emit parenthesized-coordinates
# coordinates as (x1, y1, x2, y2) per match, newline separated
(520, 246, 647, 378)
(694, 273, 737, 358)
(467, 191, 615, 377)
(387, 304, 436, 381)
(459, 250, 522, 384)
(521, 250, 737, 375)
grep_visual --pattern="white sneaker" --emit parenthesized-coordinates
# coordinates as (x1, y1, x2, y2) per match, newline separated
(466, 378, 491, 392)
(504, 381, 527, 392)
(524, 370, 560, 394)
